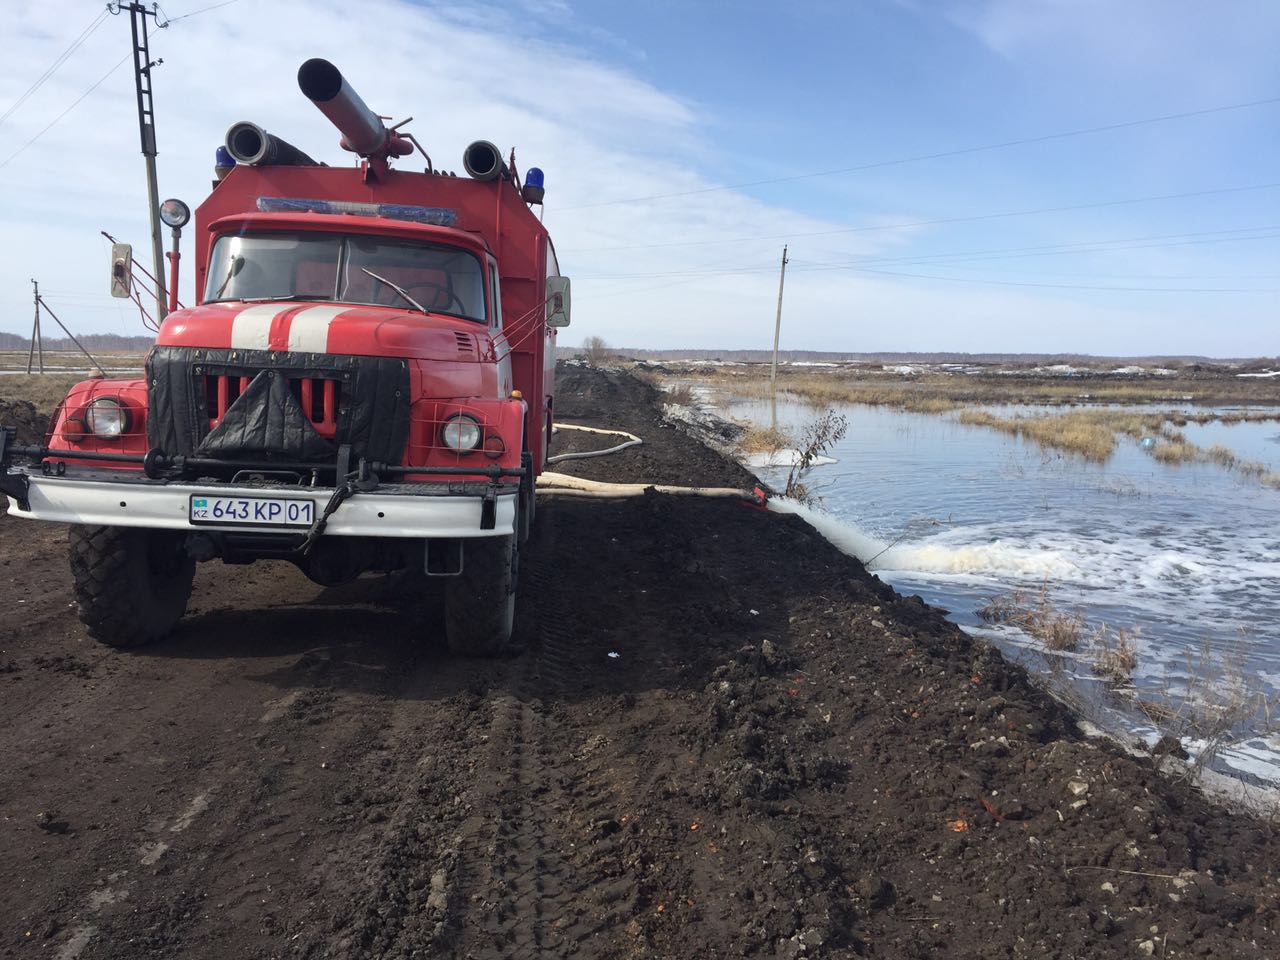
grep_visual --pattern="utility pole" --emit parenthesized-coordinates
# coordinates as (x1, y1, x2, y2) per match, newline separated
(26, 279, 44, 374)
(769, 244, 789, 387)
(33, 291, 107, 378)
(118, 2, 168, 322)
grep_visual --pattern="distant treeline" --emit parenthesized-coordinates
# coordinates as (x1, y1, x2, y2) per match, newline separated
(557, 346, 1273, 365)
(0, 333, 153, 353)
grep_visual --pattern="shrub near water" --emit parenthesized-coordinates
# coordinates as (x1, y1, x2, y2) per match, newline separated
(1091, 625, 1139, 683)
(977, 586, 1084, 651)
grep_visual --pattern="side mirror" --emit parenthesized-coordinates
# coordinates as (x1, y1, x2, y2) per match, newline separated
(110, 243, 133, 299)
(546, 276, 571, 328)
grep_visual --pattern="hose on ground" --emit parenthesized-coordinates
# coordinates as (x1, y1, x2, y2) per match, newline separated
(536, 470, 750, 500)
(536, 423, 760, 501)
(545, 423, 643, 463)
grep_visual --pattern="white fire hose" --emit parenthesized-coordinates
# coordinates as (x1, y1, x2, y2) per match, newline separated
(536, 424, 759, 501)
(545, 423, 643, 463)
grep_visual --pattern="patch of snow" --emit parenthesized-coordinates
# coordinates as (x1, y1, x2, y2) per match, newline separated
(882, 365, 920, 375)
(746, 449, 838, 468)
(1032, 364, 1081, 376)
(1238, 370, 1280, 379)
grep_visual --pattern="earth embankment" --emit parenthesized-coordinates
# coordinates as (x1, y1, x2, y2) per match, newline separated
(1, 364, 1277, 959)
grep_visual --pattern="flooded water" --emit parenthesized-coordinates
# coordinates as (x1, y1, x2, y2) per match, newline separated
(723, 391, 1280, 786)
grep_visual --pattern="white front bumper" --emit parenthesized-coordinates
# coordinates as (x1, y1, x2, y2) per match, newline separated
(5, 475, 516, 538)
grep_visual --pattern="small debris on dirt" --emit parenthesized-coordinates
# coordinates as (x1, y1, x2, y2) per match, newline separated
(31, 654, 92, 677)
(35, 812, 70, 835)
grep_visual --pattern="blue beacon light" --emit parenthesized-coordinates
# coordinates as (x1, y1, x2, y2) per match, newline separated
(214, 146, 236, 181)
(523, 167, 545, 204)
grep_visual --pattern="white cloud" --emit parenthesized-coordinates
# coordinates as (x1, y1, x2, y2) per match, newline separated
(0, 0, 1273, 356)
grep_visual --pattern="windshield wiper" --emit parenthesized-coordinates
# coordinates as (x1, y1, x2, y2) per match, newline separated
(206, 294, 334, 304)
(213, 255, 244, 299)
(360, 267, 427, 314)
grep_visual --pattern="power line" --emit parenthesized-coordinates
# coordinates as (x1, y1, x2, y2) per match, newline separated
(0, 0, 241, 171)
(159, 0, 243, 25)
(561, 95, 1280, 211)
(794, 225, 1280, 271)
(0, 53, 131, 170)
(567, 182, 1280, 253)
(0, 8, 110, 127)
(848, 265, 1277, 294)
(574, 227, 1280, 282)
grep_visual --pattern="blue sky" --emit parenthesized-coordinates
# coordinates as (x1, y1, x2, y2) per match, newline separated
(1, 0, 1276, 355)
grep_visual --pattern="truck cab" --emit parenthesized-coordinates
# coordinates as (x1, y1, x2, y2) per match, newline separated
(0, 59, 570, 656)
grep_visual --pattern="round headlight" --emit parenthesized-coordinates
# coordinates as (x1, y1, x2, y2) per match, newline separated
(159, 197, 190, 228)
(85, 397, 129, 438)
(441, 415, 482, 451)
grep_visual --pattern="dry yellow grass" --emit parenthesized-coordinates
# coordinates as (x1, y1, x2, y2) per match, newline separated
(1092, 625, 1139, 683)
(1136, 639, 1277, 776)
(735, 423, 792, 455)
(959, 410, 1118, 461)
(693, 365, 1280, 410)
(0, 374, 90, 413)
(954, 408, 1280, 487)
(977, 585, 1085, 651)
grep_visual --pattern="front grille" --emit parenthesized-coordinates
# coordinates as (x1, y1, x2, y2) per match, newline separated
(203, 373, 342, 439)
(147, 345, 412, 466)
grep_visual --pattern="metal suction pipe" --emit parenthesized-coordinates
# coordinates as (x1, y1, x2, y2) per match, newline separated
(224, 121, 317, 166)
(297, 58, 410, 158)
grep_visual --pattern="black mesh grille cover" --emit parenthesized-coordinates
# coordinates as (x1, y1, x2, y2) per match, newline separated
(146, 346, 411, 464)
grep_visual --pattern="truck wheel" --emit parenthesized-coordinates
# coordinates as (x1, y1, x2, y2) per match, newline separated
(518, 456, 535, 544)
(69, 526, 195, 648)
(444, 534, 519, 656)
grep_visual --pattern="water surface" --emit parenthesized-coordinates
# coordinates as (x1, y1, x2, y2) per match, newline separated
(726, 391, 1280, 784)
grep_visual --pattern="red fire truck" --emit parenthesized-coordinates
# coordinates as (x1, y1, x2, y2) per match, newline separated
(1, 59, 570, 656)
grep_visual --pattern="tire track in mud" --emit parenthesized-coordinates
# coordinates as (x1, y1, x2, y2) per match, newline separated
(445, 506, 639, 958)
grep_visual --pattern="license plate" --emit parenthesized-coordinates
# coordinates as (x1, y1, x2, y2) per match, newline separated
(189, 494, 315, 528)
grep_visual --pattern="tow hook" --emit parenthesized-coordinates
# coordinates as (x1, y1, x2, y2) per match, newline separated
(296, 445, 380, 556)
(0, 427, 31, 511)
(480, 484, 498, 530)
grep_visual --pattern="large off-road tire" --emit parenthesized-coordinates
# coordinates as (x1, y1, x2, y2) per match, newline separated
(68, 526, 195, 649)
(444, 534, 519, 656)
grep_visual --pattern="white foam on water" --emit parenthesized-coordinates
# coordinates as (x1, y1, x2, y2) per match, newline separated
(877, 540, 1082, 579)
(1185, 736, 1280, 785)
(746, 450, 838, 468)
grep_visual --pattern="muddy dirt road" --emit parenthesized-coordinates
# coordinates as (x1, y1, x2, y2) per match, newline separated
(3, 366, 1279, 959)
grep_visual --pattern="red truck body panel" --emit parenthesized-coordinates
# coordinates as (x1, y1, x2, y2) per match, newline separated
(189, 168, 559, 471)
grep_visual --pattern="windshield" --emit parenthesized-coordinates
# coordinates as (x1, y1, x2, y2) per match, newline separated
(203, 232, 488, 322)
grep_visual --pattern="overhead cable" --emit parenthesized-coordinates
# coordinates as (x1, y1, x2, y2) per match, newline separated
(560, 95, 1280, 211)
(0, 54, 131, 170)
(574, 228, 1280, 284)
(1, 0, 243, 170)
(847, 265, 1278, 294)
(0, 8, 110, 127)
(567, 182, 1280, 253)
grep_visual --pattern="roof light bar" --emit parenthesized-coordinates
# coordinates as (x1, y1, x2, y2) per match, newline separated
(255, 196, 458, 226)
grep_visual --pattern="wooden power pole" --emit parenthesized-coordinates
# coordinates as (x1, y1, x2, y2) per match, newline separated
(26, 279, 44, 374)
(769, 244, 789, 387)
(119, 1, 168, 322)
